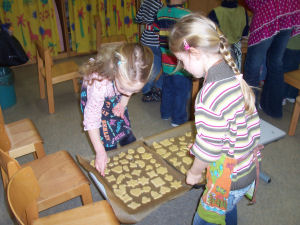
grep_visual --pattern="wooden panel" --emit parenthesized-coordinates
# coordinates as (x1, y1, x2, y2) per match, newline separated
(188, 0, 221, 15)
(188, 0, 251, 16)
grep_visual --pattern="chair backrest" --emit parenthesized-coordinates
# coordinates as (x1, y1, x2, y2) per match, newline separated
(0, 148, 21, 189)
(0, 107, 11, 151)
(7, 166, 40, 225)
(35, 40, 53, 81)
(94, 15, 127, 51)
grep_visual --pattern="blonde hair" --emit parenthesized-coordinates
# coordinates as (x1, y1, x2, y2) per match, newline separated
(169, 13, 255, 115)
(80, 43, 153, 86)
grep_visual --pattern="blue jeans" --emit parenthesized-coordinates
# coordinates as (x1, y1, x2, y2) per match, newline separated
(192, 182, 254, 225)
(244, 29, 292, 118)
(283, 48, 300, 99)
(160, 74, 192, 125)
(142, 45, 162, 94)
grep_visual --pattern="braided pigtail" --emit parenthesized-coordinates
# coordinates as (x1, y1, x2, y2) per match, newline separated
(169, 13, 257, 115)
(217, 27, 256, 115)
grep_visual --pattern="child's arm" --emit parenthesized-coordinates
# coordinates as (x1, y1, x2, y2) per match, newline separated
(112, 95, 130, 119)
(88, 129, 108, 176)
(186, 157, 209, 185)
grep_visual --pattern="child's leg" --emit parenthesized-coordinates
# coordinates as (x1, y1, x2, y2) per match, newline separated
(225, 181, 255, 225)
(119, 131, 136, 146)
(160, 74, 173, 119)
(171, 75, 192, 125)
(225, 205, 237, 225)
(192, 212, 215, 225)
(142, 46, 162, 95)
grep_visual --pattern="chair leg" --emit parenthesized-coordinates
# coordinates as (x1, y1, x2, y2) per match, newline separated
(46, 80, 55, 114)
(80, 183, 93, 205)
(38, 74, 46, 99)
(33, 142, 46, 159)
(288, 100, 300, 136)
(72, 77, 80, 93)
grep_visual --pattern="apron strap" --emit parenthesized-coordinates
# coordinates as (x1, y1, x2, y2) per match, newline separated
(249, 144, 264, 204)
(236, 144, 264, 204)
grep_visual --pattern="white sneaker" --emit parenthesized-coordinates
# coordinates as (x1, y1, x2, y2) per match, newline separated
(286, 98, 295, 103)
(171, 123, 179, 127)
(282, 98, 295, 106)
(282, 98, 286, 106)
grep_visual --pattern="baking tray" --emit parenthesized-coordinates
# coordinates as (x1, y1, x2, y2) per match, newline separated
(77, 140, 191, 224)
(142, 121, 198, 175)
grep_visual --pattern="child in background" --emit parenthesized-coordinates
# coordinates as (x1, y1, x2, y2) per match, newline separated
(208, 0, 249, 71)
(80, 43, 153, 176)
(154, 0, 192, 127)
(135, 0, 164, 102)
(169, 13, 262, 225)
(243, 0, 300, 118)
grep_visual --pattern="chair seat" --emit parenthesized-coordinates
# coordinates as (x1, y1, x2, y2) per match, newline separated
(32, 200, 120, 225)
(5, 118, 44, 158)
(52, 61, 79, 84)
(22, 150, 91, 211)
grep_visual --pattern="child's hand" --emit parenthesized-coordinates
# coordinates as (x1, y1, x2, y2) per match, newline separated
(112, 102, 126, 119)
(113, 95, 130, 118)
(95, 151, 108, 176)
(186, 169, 203, 185)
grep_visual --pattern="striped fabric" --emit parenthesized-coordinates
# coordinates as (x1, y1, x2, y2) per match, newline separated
(135, 0, 163, 47)
(154, 4, 190, 76)
(191, 61, 261, 190)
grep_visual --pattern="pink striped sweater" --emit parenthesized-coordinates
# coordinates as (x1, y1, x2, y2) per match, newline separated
(191, 61, 261, 190)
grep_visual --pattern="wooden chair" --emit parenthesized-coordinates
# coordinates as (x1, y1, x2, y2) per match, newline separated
(0, 148, 93, 212)
(0, 106, 45, 160)
(284, 69, 300, 96)
(35, 40, 80, 114)
(7, 166, 120, 225)
(94, 15, 127, 51)
(284, 69, 300, 136)
(288, 96, 300, 136)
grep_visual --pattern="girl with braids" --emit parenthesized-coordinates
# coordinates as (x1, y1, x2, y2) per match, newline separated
(80, 43, 153, 176)
(169, 13, 262, 225)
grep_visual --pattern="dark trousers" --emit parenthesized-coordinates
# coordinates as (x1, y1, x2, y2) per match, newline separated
(244, 29, 292, 118)
(105, 131, 136, 151)
(160, 74, 192, 125)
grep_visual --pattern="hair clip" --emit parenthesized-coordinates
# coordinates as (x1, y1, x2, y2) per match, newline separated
(183, 39, 190, 51)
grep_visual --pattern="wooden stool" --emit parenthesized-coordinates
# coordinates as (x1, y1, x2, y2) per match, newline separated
(284, 69, 300, 136)
(288, 96, 300, 136)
